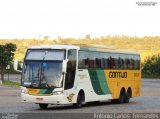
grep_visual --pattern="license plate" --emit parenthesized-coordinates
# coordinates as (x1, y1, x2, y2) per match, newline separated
(36, 98, 43, 101)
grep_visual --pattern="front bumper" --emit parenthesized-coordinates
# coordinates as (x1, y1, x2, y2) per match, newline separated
(21, 93, 69, 104)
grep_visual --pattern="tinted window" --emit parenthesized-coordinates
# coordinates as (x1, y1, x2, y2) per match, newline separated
(65, 50, 77, 90)
(26, 50, 65, 60)
(78, 50, 140, 70)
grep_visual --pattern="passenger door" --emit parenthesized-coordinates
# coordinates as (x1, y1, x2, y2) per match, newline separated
(64, 49, 77, 103)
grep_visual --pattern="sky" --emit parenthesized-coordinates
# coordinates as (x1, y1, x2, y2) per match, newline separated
(0, 0, 159, 39)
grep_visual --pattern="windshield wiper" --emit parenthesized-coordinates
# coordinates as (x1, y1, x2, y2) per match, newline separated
(41, 74, 50, 87)
(36, 68, 40, 81)
(40, 67, 50, 88)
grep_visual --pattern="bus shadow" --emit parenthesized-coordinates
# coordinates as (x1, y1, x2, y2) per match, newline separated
(39, 101, 137, 111)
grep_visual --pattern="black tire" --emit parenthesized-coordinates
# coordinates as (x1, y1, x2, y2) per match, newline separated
(73, 93, 83, 108)
(117, 89, 126, 104)
(39, 104, 48, 109)
(111, 99, 118, 104)
(124, 88, 131, 103)
(87, 101, 100, 105)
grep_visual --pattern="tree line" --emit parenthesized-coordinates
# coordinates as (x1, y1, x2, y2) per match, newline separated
(1, 36, 160, 81)
(0, 43, 16, 83)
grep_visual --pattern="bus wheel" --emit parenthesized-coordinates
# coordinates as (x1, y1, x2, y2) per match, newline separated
(111, 99, 118, 104)
(124, 88, 132, 103)
(118, 88, 126, 104)
(39, 104, 48, 109)
(73, 91, 84, 108)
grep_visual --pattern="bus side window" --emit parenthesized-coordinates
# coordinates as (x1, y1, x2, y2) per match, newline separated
(84, 58, 89, 68)
(133, 55, 140, 70)
(64, 50, 77, 90)
(137, 59, 140, 69)
(101, 52, 109, 69)
(101, 58, 105, 68)
(78, 51, 88, 68)
(118, 57, 121, 69)
(113, 54, 119, 69)
(88, 52, 95, 68)
(100, 53, 104, 68)
(95, 52, 101, 68)
(110, 56, 114, 69)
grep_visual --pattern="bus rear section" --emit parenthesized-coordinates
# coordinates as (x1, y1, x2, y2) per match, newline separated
(78, 48, 141, 104)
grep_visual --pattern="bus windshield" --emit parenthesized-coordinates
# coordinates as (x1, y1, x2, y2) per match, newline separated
(22, 61, 63, 88)
(21, 49, 65, 88)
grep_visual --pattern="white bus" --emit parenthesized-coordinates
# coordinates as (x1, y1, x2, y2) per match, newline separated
(15, 45, 141, 109)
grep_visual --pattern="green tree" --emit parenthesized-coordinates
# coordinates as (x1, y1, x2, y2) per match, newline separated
(142, 54, 160, 77)
(0, 43, 17, 83)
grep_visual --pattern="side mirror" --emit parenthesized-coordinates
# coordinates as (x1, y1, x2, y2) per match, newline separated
(14, 59, 22, 73)
(62, 59, 68, 73)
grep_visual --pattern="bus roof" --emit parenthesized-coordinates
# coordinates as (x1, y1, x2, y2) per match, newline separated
(29, 45, 80, 50)
(29, 44, 139, 55)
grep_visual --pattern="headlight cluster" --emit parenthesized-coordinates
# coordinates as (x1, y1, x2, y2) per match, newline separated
(51, 91, 63, 95)
(21, 89, 28, 94)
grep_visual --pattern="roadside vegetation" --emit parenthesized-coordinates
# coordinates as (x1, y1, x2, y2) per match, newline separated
(0, 36, 160, 60)
(142, 54, 160, 78)
(0, 43, 17, 83)
(2, 80, 20, 87)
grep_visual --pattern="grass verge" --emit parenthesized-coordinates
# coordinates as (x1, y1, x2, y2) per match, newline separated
(142, 73, 160, 79)
(2, 80, 20, 87)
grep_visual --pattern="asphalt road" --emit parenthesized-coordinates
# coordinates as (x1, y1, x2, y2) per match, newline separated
(0, 79, 160, 119)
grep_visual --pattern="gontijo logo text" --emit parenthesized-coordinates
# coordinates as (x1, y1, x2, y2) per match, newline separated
(109, 71, 127, 78)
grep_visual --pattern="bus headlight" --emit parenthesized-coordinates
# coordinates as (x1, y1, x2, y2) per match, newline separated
(21, 89, 28, 94)
(51, 91, 63, 95)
